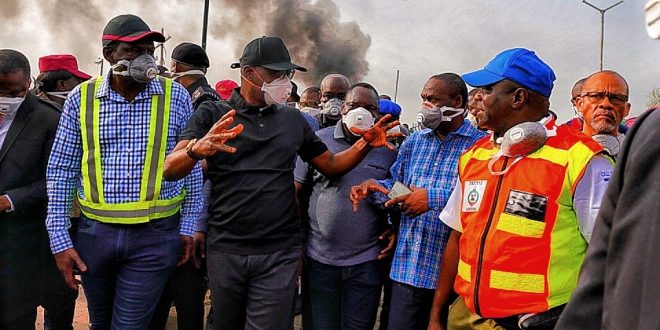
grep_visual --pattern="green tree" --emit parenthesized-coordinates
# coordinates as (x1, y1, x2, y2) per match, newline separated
(647, 88, 660, 108)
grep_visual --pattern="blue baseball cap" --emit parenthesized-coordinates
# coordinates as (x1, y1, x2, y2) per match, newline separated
(378, 99, 402, 117)
(462, 48, 556, 98)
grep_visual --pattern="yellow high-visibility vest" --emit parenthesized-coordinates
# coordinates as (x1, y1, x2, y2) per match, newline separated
(78, 76, 184, 224)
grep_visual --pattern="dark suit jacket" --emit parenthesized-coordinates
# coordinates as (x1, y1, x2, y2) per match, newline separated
(0, 93, 62, 322)
(556, 108, 660, 330)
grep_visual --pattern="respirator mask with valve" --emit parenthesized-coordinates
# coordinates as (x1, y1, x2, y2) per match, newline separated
(488, 117, 556, 176)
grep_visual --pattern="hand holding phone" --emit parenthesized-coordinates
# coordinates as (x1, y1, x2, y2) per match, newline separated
(388, 181, 412, 200)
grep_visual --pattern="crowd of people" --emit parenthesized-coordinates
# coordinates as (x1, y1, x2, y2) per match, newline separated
(0, 11, 658, 330)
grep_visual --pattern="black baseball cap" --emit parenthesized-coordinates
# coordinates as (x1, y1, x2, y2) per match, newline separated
(172, 42, 210, 68)
(102, 14, 165, 46)
(230, 36, 307, 72)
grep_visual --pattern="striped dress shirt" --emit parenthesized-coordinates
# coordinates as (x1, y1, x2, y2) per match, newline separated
(46, 74, 202, 254)
(376, 121, 485, 289)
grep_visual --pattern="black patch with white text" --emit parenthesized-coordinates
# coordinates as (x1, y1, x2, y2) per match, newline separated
(504, 190, 548, 222)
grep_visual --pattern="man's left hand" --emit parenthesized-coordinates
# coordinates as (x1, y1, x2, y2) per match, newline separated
(350, 114, 402, 151)
(177, 235, 194, 267)
(384, 184, 429, 217)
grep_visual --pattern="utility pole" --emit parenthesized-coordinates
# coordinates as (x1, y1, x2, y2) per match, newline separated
(202, 0, 210, 50)
(95, 58, 104, 75)
(582, 0, 623, 71)
(394, 70, 400, 102)
(155, 28, 172, 67)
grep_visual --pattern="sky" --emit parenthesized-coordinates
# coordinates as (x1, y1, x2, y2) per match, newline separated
(2, 0, 658, 125)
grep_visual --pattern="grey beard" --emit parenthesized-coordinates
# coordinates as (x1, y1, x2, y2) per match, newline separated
(591, 118, 617, 134)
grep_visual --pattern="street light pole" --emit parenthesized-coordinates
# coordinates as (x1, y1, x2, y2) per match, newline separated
(202, 0, 210, 50)
(582, 0, 623, 71)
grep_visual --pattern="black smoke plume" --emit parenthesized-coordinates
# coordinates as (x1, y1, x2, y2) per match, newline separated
(211, 0, 371, 86)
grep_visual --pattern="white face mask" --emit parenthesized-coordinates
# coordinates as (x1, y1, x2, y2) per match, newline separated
(342, 107, 375, 136)
(171, 69, 206, 81)
(112, 54, 159, 83)
(417, 101, 464, 130)
(46, 91, 71, 100)
(488, 117, 557, 176)
(0, 96, 26, 118)
(321, 98, 343, 118)
(261, 76, 293, 105)
(301, 106, 320, 117)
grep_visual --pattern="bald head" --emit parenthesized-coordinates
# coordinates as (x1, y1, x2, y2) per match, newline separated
(571, 78, 587, 106)
(320, 74, 351, 102)
(583, 70, 629, 95)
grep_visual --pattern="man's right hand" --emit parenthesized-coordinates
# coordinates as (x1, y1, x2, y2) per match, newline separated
(349, 179, 390, 212)
(192, 231, 207, 270)
(53, 248, 87, 290)
(192, 109, 244, 157)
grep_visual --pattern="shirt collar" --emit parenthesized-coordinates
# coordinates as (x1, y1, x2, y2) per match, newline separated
(420, 120, 476, 138)
(333, 120, 348, 139)
(228, 87, 276, 113)
(185, 77, 209, 96)
(96, 70, 165, 100)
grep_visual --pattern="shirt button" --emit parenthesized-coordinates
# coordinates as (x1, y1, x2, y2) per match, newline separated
(259, 123, 264, 128)
(126, 172, 131, 178)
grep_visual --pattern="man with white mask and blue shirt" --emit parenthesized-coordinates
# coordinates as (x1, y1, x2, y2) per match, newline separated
(294, 82, 398, 329)
(351, 73, 485, 329)
(165, 36, 402, 330)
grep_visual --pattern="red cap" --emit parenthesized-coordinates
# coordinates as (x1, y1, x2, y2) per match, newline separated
(215, 79, 239, 100)
(39, 55, 92, 80)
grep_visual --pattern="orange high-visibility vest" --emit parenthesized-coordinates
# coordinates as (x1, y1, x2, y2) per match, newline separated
(454, 120, 603, 318)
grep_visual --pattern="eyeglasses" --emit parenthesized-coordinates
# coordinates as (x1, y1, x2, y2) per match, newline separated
(254, 66, 295, 80)
(581, 91, 629, 105)
(270, 68, 295, 79)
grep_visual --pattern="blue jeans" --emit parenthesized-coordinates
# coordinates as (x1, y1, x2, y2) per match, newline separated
(387, 281, 436, 330)
(307, 258, 383, 330)
(75, 214, 180, 330)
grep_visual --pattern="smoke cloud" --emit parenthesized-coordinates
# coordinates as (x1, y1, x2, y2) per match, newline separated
(211, 0, 371, 86)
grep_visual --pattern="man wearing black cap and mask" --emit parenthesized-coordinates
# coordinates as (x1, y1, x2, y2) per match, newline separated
(44, 14, 234, 329)
(163, 36, 401, 330)
(170, 42, 221, 109)
(148, 42, 220, 330)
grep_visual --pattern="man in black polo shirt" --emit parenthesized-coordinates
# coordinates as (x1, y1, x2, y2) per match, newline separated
(164, 36, 401, 330)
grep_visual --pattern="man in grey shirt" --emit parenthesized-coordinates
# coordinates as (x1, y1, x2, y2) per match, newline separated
(295, 83, 398, 329)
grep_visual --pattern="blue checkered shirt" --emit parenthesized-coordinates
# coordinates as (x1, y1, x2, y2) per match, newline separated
(46, 74, 203, 254)
(375, 122, 485, 289)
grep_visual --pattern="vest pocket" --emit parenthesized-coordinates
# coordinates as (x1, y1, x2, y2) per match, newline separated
(496, 213, 546, 238)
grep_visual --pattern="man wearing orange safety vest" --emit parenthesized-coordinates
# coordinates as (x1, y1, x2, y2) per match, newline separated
(428, 48, 614, 330)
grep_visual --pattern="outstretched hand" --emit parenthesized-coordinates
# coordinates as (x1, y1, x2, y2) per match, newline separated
(350, 114, 402, 151)
(193, 109, 244, 157)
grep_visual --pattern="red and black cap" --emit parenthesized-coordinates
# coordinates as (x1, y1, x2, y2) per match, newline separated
(102, 14, 165, 46)
(230, 36, 307, 72)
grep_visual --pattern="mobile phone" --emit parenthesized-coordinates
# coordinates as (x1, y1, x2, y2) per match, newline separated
(388, 181, 411, 200)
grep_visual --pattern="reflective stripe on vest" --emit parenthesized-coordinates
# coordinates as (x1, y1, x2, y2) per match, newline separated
(454, 122, 604, 318)
(78, 76, 183, 224)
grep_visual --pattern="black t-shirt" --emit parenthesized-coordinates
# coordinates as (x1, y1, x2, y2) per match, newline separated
(180, 88, 328, 254)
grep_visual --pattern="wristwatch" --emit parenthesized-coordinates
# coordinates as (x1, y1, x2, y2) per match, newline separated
(185, 138, 204, 160)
